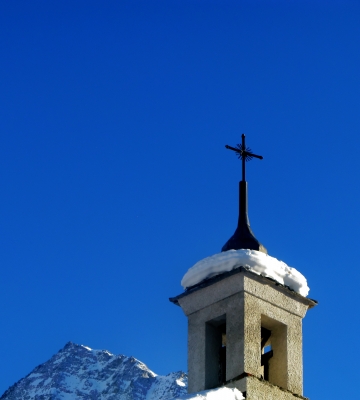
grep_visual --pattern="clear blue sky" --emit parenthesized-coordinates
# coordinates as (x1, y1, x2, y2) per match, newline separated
(1, 1, 359, 397)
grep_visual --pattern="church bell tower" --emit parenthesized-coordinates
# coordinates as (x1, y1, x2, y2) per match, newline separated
(170, 135, 317, 400)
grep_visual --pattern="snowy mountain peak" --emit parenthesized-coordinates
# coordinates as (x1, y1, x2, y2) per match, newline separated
(1, 342, 187, 400)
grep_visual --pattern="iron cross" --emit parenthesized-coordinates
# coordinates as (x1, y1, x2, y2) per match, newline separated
(225, 134, 263, 181)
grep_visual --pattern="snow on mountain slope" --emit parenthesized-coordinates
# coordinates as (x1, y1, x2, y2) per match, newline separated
(0, 342, 187, 400)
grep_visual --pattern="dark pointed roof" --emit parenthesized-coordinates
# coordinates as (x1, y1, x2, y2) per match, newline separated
(221, 181, 267, 253)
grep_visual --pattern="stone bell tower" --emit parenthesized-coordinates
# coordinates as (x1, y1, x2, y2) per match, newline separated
(170, 135, 317, 399)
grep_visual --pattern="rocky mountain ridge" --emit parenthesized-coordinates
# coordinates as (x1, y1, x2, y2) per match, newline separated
(1, 342, 187, 400)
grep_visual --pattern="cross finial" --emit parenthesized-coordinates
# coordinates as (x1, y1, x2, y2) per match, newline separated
(225, 134, 263, 181)
(222, 133, 267, 254)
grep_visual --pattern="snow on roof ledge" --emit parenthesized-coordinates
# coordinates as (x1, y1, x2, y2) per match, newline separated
(181, 249, 310, 297)
(172, 387, 244, 400)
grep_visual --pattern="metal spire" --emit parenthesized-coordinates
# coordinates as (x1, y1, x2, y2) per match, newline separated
(222, 134, 267, 253)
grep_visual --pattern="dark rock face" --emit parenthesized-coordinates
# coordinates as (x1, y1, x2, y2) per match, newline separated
(1, 342, 187, 400)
